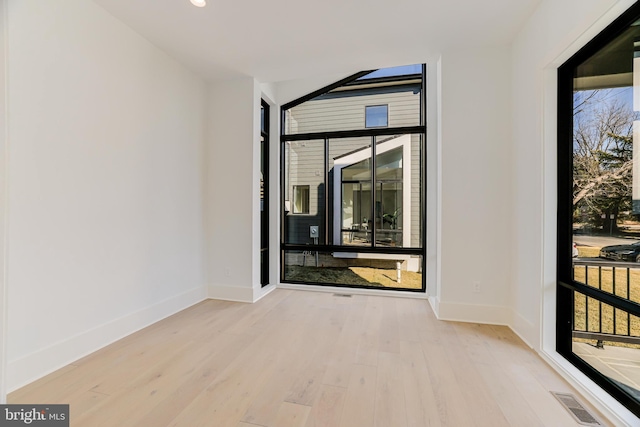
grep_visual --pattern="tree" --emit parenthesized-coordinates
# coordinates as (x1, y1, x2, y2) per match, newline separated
(572, 88, 638, 231)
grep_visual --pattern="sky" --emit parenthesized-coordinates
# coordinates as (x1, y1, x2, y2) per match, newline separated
(358, 64, 422, 80)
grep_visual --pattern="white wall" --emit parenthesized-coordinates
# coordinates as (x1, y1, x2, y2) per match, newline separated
(271, 73, 353, 107)
(0, 0, 7, 404)
(510, 0, 628, 350)
(5, 0, 207, 392)
(511, 0, 638, 424)
(434, 46, 513, 324)
(206, 78, 274, 302)
(271, 57, 513, 312)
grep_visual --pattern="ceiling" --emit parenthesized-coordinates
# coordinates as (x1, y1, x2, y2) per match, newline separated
(94, 0, 541, 83)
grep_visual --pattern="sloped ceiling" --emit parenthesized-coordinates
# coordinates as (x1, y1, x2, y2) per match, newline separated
(94, 0, 541, 83)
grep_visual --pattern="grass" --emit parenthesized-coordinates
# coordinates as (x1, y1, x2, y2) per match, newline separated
(285, 265, 422, 290)
(577, 246, 601, 258)
(573, 246, 640, 349)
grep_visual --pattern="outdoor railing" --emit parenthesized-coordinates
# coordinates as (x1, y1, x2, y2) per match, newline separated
(572, 259, 640, 348)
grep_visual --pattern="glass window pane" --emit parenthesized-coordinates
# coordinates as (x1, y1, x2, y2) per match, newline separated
(376, 145, 402, 179)
(284, 64, 421, 135)
(329, 137, 373, 246)
(284, 140, 325, 245)
(293, 186, 310, 214)
(260, 140, 265, 211)
(280, 64, 425, 293)
(561, 13, 640, 415)
(342, 158, 372, 181)
(572, 290, 640, 404)
(374, 144, 403, 246)
(375, 182, 403, 247)
(372, 135, 422, 248)
(365, 105, 388, 128)
(341, 182, 372, 247)
(571, 22, 640, 279)
(283, 250, 422, 290)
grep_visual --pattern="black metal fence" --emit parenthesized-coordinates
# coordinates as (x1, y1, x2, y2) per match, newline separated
(572, 259, 640, 347)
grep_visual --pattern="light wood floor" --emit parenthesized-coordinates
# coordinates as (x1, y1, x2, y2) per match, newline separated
(10, 289, 611, 426)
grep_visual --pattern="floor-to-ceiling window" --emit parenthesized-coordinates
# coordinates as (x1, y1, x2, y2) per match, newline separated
(280, 65, 426, 291)
(261, 100, 270, 287)
(558, 2, 640, 417)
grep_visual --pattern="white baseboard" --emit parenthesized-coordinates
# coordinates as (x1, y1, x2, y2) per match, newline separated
(207, 284, 255, 303)
(252, 284, 276, 302)
(428, 296, 440, 317)
(433, 300, 510, 325)
(508, 308, 537, 350)
(428, 299, 536, 348)
(277, 283, 428, 299)
(207, 283, 277, 304)
(7, 286, 206, 393)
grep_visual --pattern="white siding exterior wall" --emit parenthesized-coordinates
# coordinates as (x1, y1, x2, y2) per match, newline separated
(286, 89, 420, 134)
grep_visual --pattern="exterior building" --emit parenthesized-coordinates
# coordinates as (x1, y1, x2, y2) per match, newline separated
(281, 68, 424, 280)
(284, 75, 421, 249)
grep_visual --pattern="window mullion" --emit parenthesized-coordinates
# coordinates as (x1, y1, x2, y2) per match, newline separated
(371, 136, 376, 248)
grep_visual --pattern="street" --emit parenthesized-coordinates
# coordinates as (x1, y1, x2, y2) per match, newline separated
(573, 234, 639, 248)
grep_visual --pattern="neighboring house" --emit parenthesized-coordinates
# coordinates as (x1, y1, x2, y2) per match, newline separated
(284, 70, 422, 271)
(282, 70, 422, 271)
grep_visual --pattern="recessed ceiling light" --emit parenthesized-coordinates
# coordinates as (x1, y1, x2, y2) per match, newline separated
(190, 0, 206, 7)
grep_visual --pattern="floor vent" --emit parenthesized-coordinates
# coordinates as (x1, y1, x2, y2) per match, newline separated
(333, 293, 352, 298)
(551, 392, 601, 426)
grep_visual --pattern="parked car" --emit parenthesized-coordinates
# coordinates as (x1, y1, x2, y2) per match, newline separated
(572, 242, 579, 258)
(599, 241, 640, 262)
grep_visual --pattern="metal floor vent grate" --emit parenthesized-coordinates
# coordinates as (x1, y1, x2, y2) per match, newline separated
(333, 293, 352, 298)
(551, 392, 601, 426)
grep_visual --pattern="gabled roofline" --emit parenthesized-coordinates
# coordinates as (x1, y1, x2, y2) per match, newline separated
(315, 82, 421, 101)
(345, 73, 422, 87)
(282, 72, 423, 111)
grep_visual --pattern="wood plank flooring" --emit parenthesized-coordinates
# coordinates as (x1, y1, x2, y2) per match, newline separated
(9, 289, 611, 426)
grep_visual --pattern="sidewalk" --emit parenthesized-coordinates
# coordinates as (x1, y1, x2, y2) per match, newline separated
(574, 342, 640, 400)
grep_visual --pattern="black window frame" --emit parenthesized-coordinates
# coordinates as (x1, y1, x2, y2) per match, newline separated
(557, 1, 640, 418)
(280, 65, 427, 293)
